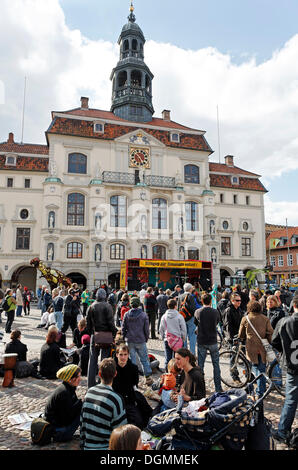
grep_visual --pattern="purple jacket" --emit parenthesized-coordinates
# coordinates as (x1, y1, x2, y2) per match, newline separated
(121, 307, 149, 344)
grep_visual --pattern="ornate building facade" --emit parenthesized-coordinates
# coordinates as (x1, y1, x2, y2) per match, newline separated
(0, 6, 267, 291)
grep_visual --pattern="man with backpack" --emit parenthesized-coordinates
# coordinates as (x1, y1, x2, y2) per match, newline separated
(271, 298, 298, 444)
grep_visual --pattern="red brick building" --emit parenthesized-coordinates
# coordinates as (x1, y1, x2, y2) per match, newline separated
(266, 224, 298, 284)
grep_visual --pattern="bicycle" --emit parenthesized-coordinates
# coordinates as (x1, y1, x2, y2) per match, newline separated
(219, 337, 251, 388)
(219, 336, 286, 396)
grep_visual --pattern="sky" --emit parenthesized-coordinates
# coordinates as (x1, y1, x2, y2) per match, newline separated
(0, 0, 298, 225)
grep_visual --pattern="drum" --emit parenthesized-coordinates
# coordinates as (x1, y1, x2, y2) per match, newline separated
(2, 353, 18, 387)
(3, 353, 18, 370)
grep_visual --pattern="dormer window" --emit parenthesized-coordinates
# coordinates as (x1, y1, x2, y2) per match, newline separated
(5, 155, 17, 166)
(231, 175, 239, 185)
(170, 132, 180, 143)
(94, 121, 105, 134)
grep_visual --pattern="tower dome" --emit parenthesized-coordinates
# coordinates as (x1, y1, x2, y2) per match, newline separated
(110, 2, 154, 122)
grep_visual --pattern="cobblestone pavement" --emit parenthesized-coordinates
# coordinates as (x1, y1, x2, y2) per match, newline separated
(0, 308, 296, 451)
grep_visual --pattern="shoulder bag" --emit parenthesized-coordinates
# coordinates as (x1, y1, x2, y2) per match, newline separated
(164, 316, 183, 352)
(246, 315, 275, 363)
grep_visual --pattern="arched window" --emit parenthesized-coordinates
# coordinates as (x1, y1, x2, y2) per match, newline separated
(185, 201, 198, 231)
(123, 39, 129, 51)
(132, 39, 138, 50)
(184, 165, 200, 184)
(110, 243, 125, 260)
(118, 70, 127, 88)
(67, 193, 85, 226)
(152, 198, 167, 229)
(67, 242, 83, 259)
(188, 248, 199, 260)
(131, 70, 142, 87)
(68, 153, 87, 174)
(152, 245, 166, 260)
(110, 195, 127, 227)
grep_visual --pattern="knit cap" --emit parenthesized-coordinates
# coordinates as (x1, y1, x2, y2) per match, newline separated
(56, 364, 79, 383)
(81, 334, 91, 345)
(130, 296, 140, 308)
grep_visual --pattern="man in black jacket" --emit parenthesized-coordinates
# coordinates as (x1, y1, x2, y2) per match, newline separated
(156, 288, 168, 332)
(86, 288, 117, 388)
(222, 293, 244, 343)
(271, 298, 298, 443)
(44, 364, 82, 442)
(61, 289, 79, 334)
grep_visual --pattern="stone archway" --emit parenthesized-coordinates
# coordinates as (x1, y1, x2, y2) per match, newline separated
(108, 272, 120, 290)
(220, 267, 234, 288)
(67, 272, 87, 291)
(11, 265, 37, 292)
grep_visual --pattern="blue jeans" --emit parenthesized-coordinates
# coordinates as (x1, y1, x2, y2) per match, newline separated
(183, 317, 196, 355)
(55, 311, 63, 330)
(164, 340, 174, 370)
(278, 373, 298, 438)
(87, 335, 111, 389)
(128, 342, 152, 377)
(16, 305, 23, 317)
(54, 413, 81, 442)
(197, 343, 222, 392)
(251, 355, 266, 397)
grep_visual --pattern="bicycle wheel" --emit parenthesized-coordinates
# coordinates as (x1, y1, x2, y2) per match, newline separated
(219, 350, 250, 388)
(267, 359, 286, 397)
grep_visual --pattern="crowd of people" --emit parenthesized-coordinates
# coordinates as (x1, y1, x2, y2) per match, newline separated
(0, 280, 297, 450)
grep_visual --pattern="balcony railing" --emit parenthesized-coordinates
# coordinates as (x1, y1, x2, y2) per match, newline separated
(102, 171, 176, 188)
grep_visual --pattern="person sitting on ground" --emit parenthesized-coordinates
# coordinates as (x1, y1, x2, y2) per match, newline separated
(174, 348, 206, 403)
(109, 424, 151, 451)
(80, 358, 127, 450)
(5, 329, 27, 361)
(112, 344, 152, 430)
(44, 364, 83, 442)
(158, 359, 181, 411)
(39, 326, 65, 379)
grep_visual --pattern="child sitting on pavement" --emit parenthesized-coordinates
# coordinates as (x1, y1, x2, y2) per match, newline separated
(158, 359, 181, 411)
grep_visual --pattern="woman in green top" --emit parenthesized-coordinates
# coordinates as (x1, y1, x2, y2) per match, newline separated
(4, 289, 17, 333)
(81, 289, 91, 317)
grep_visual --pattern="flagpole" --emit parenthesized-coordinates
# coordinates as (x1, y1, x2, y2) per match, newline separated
(286, 218, 292, 284)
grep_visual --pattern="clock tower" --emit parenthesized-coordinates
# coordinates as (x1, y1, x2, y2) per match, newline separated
(110, 2, 154, 122)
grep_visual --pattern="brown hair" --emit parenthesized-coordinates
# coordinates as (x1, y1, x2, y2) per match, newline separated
(167, 298, 177, 309)
(167, 358, 179, 373)
(78, 318, 87, 330)
(46, 328, 58, 344)
(99, 358, 116, 383)
(109, 424, 141, 451)
(121, 293, 129, 302)
(202, 293, 212, 306)
(175, 348, 197, 367)
(247, 300, 262, 314)
(10, 329, 21, 341)
(116, 344, 129, 355)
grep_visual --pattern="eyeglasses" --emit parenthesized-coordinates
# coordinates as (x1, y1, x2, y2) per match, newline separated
(234, 299, 241, 302)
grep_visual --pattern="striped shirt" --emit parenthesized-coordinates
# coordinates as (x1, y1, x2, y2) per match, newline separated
(80, 384, 127, 450)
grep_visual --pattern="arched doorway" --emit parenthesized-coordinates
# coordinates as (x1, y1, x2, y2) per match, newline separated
(11, 265, 37, 292)
(220, 268, 233, 288)
(108, 273, 120, 290)
(67, 272, 87, 291)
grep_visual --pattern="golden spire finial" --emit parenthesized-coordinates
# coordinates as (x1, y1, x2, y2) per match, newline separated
(130, 1, 134, 12)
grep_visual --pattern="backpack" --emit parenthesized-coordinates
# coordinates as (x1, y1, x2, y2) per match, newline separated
(31, 417, 54, 446)
(1, 296, 11, 312)
(121, 305, 130, 321)
(179, 294, 193, 322)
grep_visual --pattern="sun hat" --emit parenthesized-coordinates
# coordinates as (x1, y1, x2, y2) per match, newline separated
(56, 364, 80, 383)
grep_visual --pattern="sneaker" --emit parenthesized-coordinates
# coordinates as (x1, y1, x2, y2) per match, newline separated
(272, 429, 287, 444)
(145, 376, 154, 386)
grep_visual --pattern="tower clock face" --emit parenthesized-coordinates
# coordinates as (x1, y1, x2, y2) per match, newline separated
(129, 147, 150, 168)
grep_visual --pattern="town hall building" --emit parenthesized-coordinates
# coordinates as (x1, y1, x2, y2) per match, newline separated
(0, 5, 267, 292)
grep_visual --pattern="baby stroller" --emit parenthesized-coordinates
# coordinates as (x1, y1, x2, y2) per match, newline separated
(147, 374, 275, 451)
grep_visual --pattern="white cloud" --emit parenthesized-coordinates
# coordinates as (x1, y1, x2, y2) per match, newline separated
(264, 195, 298, 226)
(0, 0, 297, 223)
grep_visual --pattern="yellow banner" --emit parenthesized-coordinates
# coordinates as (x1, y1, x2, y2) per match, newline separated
(120, 261, 127, 289)
(139, 260, 202, 269)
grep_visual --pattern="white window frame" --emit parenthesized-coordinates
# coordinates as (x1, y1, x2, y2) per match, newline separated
(278, 255, 284, 267)
(270, 256, 276, 267)
(231, 176, 239, 185)
(5, 155, 16, 166)
(94, 121, 105, 133)
(170, 132, 180, 143)
(287, 254, 293, 266)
